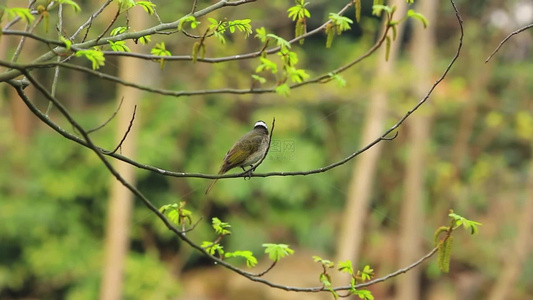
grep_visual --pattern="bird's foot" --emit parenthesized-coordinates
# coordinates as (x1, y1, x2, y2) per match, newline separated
(242, 165, 254, 180)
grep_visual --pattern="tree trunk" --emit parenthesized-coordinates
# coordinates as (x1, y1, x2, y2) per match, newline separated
(99, 6, 155, 300)
(487, 155, 533, 300)
(335, 0, 408, 267)
(395, 1, 437, 299)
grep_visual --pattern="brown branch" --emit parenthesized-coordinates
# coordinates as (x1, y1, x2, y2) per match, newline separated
(250, 261, 277, 277)
(224, 0, 258, 6)
(71, 0, 114, 40)
(95, 6, 121, 43)
(87, 97, 124, 133)
(105, 104, 137, 155)
(190, 0, 199, 14)
(485, 23, 533, 63)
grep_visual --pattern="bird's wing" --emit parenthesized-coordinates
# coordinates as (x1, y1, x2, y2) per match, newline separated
(220, 132, 263, 173)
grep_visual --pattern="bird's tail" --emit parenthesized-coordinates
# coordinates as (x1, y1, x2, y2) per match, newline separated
(205, 167, 226, 195)
(205, 178, 219, 195)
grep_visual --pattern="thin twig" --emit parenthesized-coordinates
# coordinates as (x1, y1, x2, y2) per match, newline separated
(87, 97, 124, 133)
(71, 0, 114, 40)
(182, 217, 204, 233)
(190, 0, 199, 14)
(224, 0, 258, 6)
(95, 6, 121, 43)
(250, 261, 277, 277)
(47, 3, 64, 116)
(106, 105, 137, 155)
(485, 23, 533, 63)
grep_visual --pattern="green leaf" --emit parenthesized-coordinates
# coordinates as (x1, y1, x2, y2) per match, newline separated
(117, 0, 136, 10)
(167, 209, 179, 224)
(319, 272, 332, 287)
(60, 36, 72, 50)
(138, 35, 151, 45)
(328, 73, 346, 87)
(75, 48, 105, 70)
(360, 265, 374, 281)
(286, 67, 309, 83)
(329, 13, 353, 33)
(151, 42, 171, 56)
(212, 217, 231, 235)
(372, 4, 391, 16)
(287, 0, 310, 21)
(213, 31, 226, 44)
(266, 33, 291, 51)
(337, 260, 354, 275)
(407, 9, 429, 28)
(354, 289, 374, 300)
(251, 74, 266, 84)
(110, 26, 128, 36)
(225, 250, 258, 268)
(448, 212, 482, 235)
(136, 1, 156, 15)
(227, 19, 252, 37)
(151, 42, 171, 69)
(178, 15, 200, 30)
(278, 50, 298, 66)
(201, 241, 224, 256)
(262, 243, 294, 262)
(255, 27, 267, 43)
(109, 40, 131, 52)
(313, 255, 334, 268)
(275, 83, 290, 97)
(255, 57, 278, 74)
(6, 7, 35, 23)
(57, 0, 81, 12)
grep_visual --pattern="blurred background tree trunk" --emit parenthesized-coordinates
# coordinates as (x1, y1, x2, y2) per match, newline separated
(99, 6, 156, 300)
(395, 1, 438, 299)
(487, 155, 533, 300)
(335, 0, 408, 267)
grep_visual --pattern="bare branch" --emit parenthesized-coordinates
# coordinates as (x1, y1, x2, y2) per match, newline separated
(190, 0, 199, 14)
(87, 97, 124, 134)
(224, 0, 258, 6)
(71, 0, 114, 40)
(47, 3, 64, 116)
(106, 105, 137, 155)
(95, 6, 121, 43)
(485, 23, 533, 63)
(250, 261, 277, 277)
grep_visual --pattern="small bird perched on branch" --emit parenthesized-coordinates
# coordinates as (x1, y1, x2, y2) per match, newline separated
(205, 120, 270, 194)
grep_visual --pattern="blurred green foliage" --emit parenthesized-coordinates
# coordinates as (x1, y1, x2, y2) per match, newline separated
(1, 0, 533, 299)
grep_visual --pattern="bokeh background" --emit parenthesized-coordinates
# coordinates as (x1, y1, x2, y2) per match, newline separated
(1, 0, 532, 299)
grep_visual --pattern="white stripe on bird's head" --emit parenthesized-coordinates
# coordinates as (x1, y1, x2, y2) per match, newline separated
(254, 120, 268, 130)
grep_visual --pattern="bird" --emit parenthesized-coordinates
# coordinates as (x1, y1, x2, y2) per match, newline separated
(205, 120, 270, 194)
